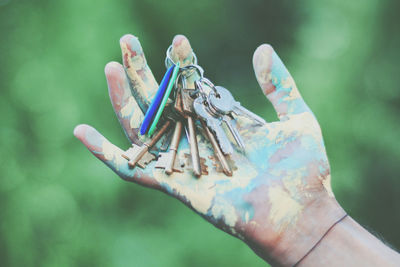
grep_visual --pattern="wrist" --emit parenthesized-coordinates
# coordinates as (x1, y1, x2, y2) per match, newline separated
(244, 194, 346, 266)
(297, 216, 400, 266)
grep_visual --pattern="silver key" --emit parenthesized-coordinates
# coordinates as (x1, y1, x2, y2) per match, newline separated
(222, 115, 245, 150)
(208, 86, 266, 125)
(199, 120, 232, 176)
(193, 96, 234, 155)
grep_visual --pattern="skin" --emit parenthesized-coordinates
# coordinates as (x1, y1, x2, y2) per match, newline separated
(297, 216, 400, 266)
(74, 34, 346, 266)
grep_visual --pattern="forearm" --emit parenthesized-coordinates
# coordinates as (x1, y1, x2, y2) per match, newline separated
(297, 216, 400, 266)
(246, 195, 399, 266)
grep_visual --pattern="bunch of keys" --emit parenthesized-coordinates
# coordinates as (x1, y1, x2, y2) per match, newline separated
(121, 45, 266, 178)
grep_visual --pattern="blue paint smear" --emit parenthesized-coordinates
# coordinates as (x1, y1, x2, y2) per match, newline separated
(130, 37, 143, 54)
(270, 52, 290, 91)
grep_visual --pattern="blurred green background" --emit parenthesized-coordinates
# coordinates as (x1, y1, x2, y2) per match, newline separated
(1, 0, 399, 266)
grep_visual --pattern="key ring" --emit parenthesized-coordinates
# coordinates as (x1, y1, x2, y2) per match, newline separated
(195, 80, 208, 101)
(165, 44, 218, 98)
(181, 64, 204, 79)
(200, 77, 219, 96)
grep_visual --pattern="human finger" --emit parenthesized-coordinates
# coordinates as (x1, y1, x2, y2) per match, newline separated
(170, 34, 195, 67)
(73, 124, 158, 188)
(105, 61, 145, 144)
(120, 34, 158, 113)
(252, 44, 312, 120)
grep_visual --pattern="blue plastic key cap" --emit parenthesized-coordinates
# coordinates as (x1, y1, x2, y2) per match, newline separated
(147, 62, 180, 136)
(140, 65, 174, 135)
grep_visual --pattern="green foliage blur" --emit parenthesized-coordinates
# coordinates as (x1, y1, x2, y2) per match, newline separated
(0, 0, 399, 266)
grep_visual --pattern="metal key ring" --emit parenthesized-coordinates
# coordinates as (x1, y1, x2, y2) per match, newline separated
(181, 64, 204, 79)
(195, 80, 208, 100)
(200, 77, 219, 96)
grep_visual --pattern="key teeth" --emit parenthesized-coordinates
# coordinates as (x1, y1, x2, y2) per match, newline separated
(184, 153, 208, 176)
(208, 154, 237, 176)
(122, 145, 155, 169)
(137, 152, 156, 169)
(155, 152, 184, 174)
(154, 152, 168, 168)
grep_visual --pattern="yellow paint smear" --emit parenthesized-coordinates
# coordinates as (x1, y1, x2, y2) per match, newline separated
(211, 198, 238, 228)
(120, 43, 151, 100)
(102, 140, 126, 171)
(322, 174, 334, 198)
(152, 135, 258, 225)
(281, 76, 301, 102)
(282, 168, 305, 197)
(268, 185, 303, 232)
(120, 96, 144, 130)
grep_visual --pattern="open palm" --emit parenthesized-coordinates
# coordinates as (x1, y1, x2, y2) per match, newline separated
(74, 34, 345, 265)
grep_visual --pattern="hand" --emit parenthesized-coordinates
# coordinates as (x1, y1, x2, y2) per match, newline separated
(74, 34, 345, 266)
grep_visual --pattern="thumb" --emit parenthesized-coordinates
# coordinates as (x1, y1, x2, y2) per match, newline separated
(73, 124, 157, 188)
(253, 44, 312, 120)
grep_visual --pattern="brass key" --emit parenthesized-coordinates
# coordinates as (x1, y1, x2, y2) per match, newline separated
(180, 88, 202, 177)
(174, 81, 202, 178)
(155, 121, 184, 174)
(122, 120, 171, 168)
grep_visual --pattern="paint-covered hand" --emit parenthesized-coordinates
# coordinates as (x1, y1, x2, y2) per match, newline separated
(74, 35, 345, 266)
